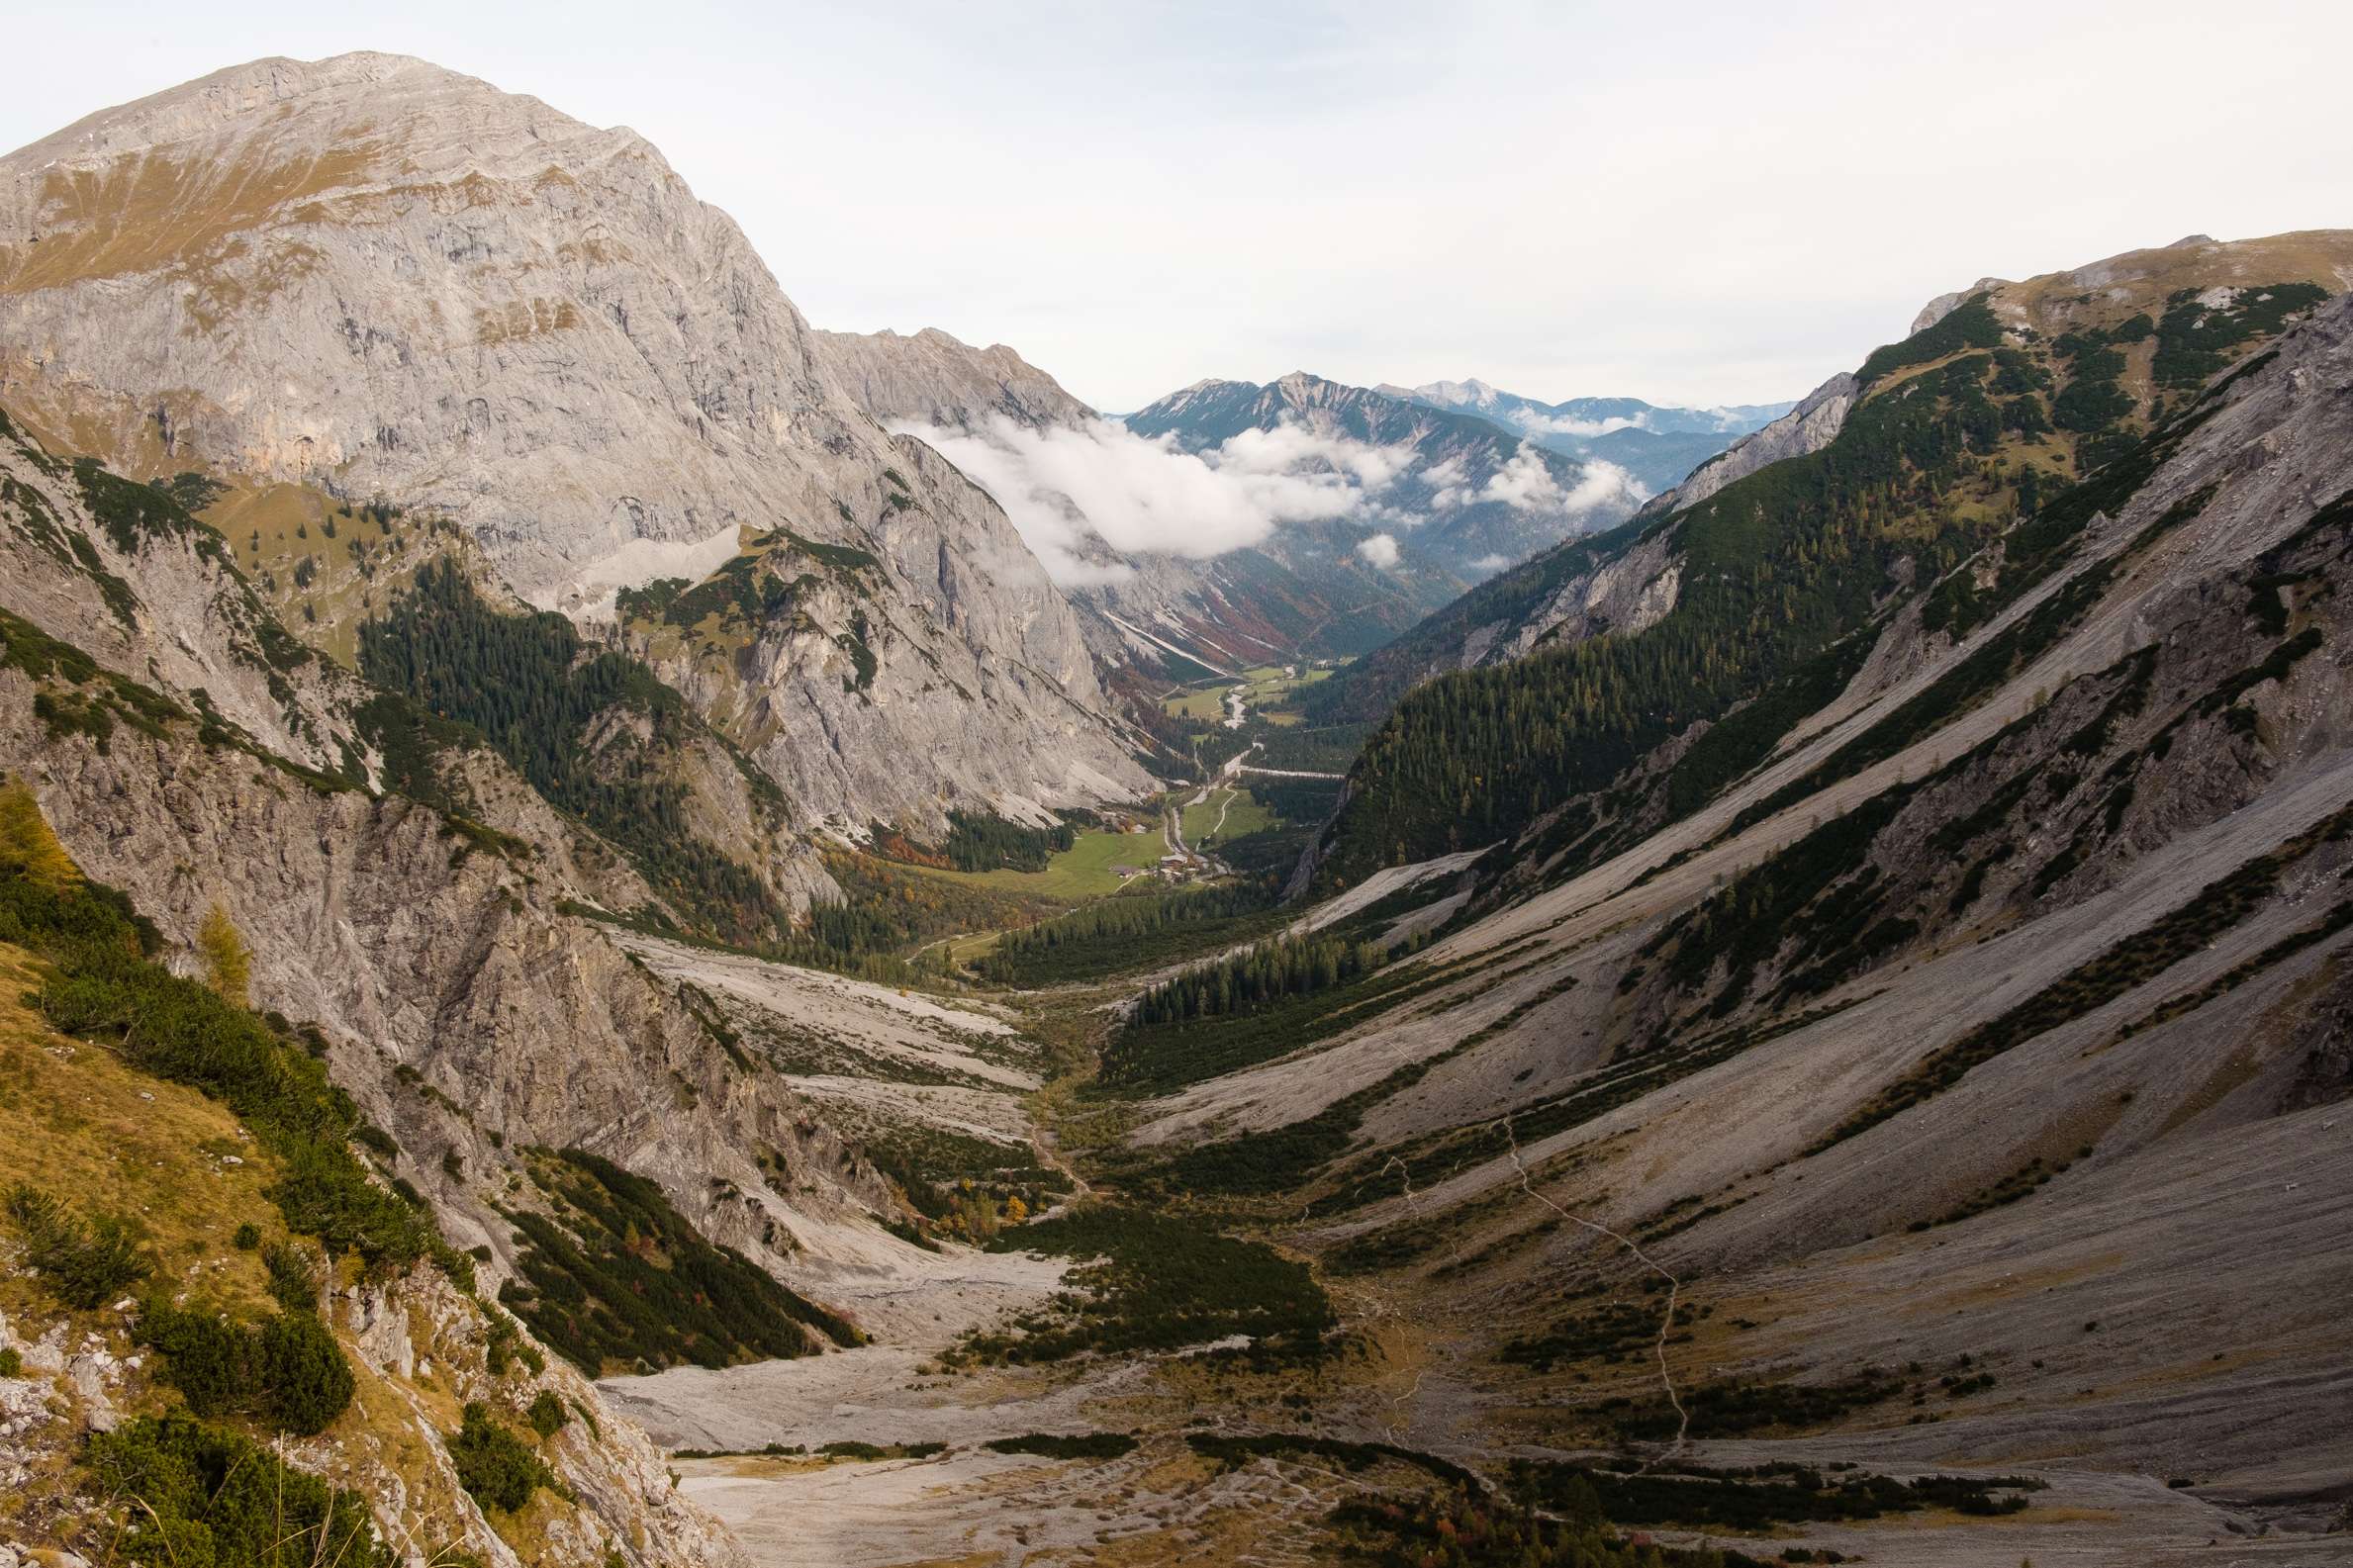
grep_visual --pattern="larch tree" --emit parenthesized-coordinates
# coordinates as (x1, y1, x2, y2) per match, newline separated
(198, 901, 252, 1004)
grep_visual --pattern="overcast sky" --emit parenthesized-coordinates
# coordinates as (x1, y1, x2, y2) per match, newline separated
(3, 0, 2345, 412)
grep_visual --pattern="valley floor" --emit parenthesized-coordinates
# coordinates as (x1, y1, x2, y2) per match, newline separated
(584, 901, 2353, 1567)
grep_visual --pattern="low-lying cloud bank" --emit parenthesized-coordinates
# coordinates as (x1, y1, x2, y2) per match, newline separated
(1428, 446, 1646, 517)
(906, 415, 1401, 583)
(904, 415, 1644, 587)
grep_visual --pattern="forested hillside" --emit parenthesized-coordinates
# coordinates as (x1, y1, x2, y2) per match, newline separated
(1311, 259, 2347, 889)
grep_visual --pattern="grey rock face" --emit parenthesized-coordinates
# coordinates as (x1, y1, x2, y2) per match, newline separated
(1465, 533, 1682, 669)
(0, 51, 1149, 828)
(812, 325, 1093, 430)
(1645, 371, 1858, 515)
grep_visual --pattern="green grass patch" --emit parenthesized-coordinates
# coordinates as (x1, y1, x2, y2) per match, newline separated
(908, 826, 1165, 900)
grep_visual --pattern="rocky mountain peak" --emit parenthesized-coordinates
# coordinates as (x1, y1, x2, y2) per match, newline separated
(0, 50, 842, 603)
(0, 53, 1151, 831)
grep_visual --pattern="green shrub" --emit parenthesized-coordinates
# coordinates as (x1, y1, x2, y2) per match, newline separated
(232, 1222, 262, 1250)
(3, 1184, 149, 1309)
(258, 1310, 357, 1434)
(527, 1389, 570, 1437)
(1509, 1455, 2040, 1529)
(261, 1241, 321, 1310)
(447, 1402, 557, 1512)
(985, 1431, 1138, 1460)
(140, 1299, 354, 1435)
(0, 1347, 22, 1376)
(85, 1414, 391, 1567)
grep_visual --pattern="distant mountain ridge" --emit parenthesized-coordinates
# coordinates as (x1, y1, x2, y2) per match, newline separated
(1387, 378, 1792, 435)
(1383, 378, 1795, 494)
(1124, 370, 1645, 578)
(812, 334, 1664, 674)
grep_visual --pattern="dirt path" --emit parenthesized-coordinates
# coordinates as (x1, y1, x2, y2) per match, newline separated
(1029, 1119, 1092, 1211)
(1495, 1112, 1689, 1468)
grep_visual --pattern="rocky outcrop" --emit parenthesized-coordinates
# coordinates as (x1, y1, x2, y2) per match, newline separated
(1644, 370, 1857, 515)
(812, 325, 1092, 429)
(1469, 531, 1680, 666)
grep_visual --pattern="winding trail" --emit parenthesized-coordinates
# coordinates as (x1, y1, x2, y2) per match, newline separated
(1028, 1120, 1092, 1216)
(1494, 1111, 1690, 1468)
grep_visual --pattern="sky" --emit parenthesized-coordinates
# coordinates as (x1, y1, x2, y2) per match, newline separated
(1, 0, 2346, 413)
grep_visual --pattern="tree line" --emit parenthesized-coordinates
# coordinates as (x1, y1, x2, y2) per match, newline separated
(1130, 932, 1384, 1028)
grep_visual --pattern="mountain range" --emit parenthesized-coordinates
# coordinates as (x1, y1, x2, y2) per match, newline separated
(1382, 379, 1797, 493)
(4, 48, 2352, 1568)
(812, 330, 1782, 675)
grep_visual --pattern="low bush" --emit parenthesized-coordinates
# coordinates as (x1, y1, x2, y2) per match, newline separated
(139, 1298, 355, 1436)
(3, 1183, 148, 1310)
(1511, 1456, 2040, 1529)
(85, 1414, 391, 1567)
(448, 1402, 558, 1512)
(527, 1389, 570, 1437)
(984, 1431, 1138, 1461)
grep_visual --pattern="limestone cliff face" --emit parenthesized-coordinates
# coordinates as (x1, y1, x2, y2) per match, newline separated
(0, 51, 1149, 829)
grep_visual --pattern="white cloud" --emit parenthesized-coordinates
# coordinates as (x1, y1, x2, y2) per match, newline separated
(1479, 448, 1649, 516)
(1519, 412, 1646, 438)
(1357, 532, 1401, 568)
(1467, 552, 1512, 573)
(906, 415, 1424, 585)
(1216, 421, 1416, 490)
